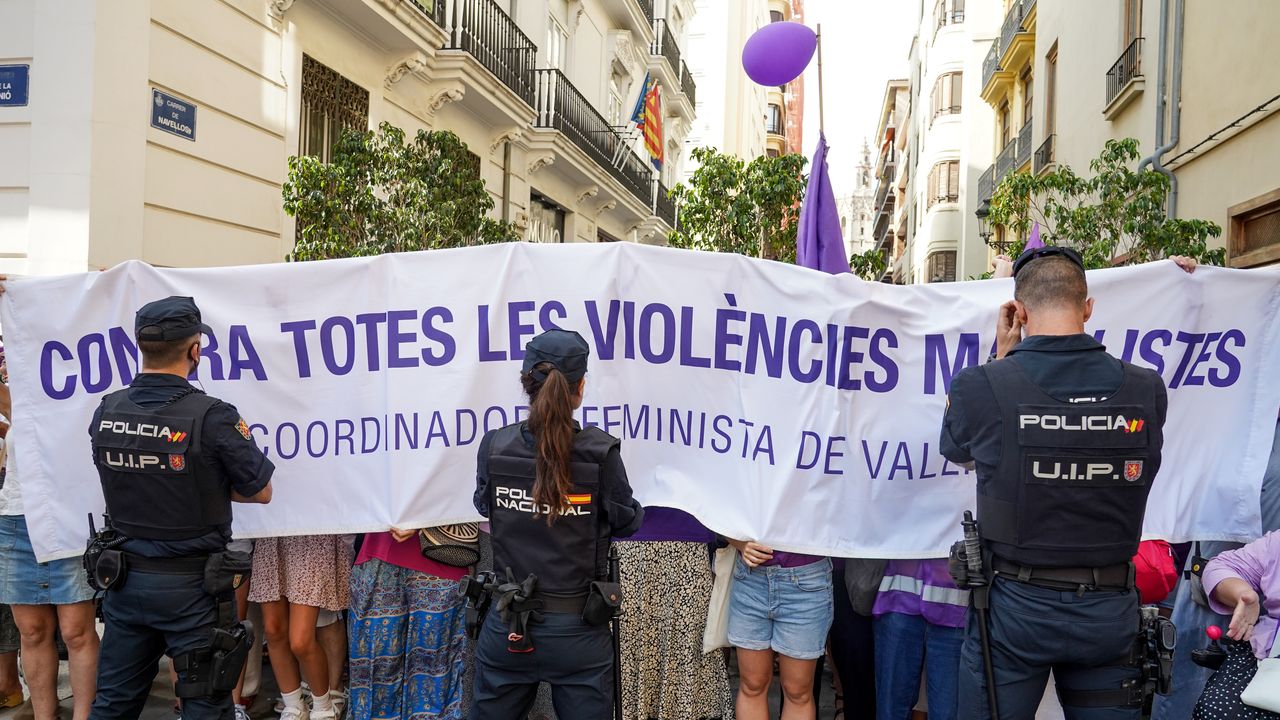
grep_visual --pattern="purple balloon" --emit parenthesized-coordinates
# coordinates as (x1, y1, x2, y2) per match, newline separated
(742, 21, 817, 87)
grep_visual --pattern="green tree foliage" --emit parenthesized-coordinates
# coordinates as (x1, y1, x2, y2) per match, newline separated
(667, 147, 808, 264)
(283, 122, 518, 261)
(849, 248, 888, 281)
(988, 138, 1224, 268)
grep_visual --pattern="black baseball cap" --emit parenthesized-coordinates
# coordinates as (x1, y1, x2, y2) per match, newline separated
(1012, 245, 1086, 278)
(135, 296, 212, 342)
(522, 329, 590, 383)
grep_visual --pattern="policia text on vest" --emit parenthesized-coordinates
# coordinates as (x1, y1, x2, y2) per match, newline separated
(84, 296, 274, 720)
(942, 247, 1178, 720)
(467, 329, 643, 720)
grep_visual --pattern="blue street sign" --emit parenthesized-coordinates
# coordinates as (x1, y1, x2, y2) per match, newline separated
(150, 89, 197, 140)
(0, 65, 30, 107)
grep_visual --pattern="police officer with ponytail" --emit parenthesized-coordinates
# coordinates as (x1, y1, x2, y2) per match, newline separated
(88, 297, 273, 720)
(470, 329, 643, 719)
(942, 250, 1195, 719)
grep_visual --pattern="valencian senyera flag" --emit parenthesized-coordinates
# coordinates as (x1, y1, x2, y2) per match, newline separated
(630, 73, 664, 170)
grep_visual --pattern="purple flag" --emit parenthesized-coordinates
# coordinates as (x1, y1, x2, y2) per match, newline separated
(1025, 221, 1044, 250)
(795, 133, 849, 274)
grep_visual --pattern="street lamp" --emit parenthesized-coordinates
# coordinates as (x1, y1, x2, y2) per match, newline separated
(975, 202, 1014, 255)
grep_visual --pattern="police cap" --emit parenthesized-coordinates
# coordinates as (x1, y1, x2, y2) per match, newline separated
(135, 296, 212, 342)
(522, 329, 589, 383)
(1012, 245, 1086, 278)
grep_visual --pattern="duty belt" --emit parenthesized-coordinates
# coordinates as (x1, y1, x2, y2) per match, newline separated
(991, 556, 1134, 594)
(539, 593, 588, 615)
(124, 553, 208, 575)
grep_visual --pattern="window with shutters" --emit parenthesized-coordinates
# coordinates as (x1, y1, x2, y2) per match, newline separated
(931, 72, 962, 122)
(1045, 45, 1058, 136)
(767, 103, 784, 135)
(299, 55, 369, 162)
(1228, 189, 1280, 268)
(770, 10, 784, 23)
(1021, 66, 1034, 126)
(927, 160, 960, 208)
(547, 15, 569, 70)
(926, 251, 957, 282)
(934, 0, 965, 33)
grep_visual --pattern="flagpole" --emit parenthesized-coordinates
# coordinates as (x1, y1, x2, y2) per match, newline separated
(816, 23, 825, 135)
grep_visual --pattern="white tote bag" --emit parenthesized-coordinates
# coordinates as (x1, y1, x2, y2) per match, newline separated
(1240, 625, 1280, 712)
(702, 546, 738, 654)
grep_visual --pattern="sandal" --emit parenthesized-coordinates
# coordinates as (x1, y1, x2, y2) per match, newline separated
(0, 689, 23, 709)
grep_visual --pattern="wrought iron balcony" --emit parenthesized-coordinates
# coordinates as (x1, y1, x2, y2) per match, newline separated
(651, 19, 681, 76)
(408, 0, 446, 27)
(1106, 38, 1143, 107)
(1034, 134, 1055, 174)
(999, 1, 1025, 56)
(533, 69, 653, 207)
(445, 0, 536, 106)
(636, 0, 654, 26)
(995, 138, 1017, 185)
(1016, 123, 1032, 168)
(982, 41, 1000, 92)
(977, 164, 994, 204)
(654, 180, 676, 227)
(680, 60, 696, 107)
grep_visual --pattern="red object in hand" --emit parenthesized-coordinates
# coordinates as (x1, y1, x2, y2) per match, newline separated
(1206, 626, 1223, 641)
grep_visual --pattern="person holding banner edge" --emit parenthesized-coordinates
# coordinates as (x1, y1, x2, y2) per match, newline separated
(84, 296, 274, 720)
(941, 249, 1196, 719)
(468, 328, 643, 719)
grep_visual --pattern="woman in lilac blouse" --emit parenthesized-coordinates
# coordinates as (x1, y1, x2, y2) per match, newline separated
(1193, 530, 1279, 718)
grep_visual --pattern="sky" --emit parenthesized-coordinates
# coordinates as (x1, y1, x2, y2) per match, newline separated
(798, 0, 920, 196)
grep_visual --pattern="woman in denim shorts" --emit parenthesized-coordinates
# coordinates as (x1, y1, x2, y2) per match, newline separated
(725, 538, 834, 719)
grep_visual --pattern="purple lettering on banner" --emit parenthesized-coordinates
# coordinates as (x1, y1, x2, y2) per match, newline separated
(420, 307, 456, 366)
(796, 431, 821, 469)
(838, 326, 869, 390)
(507, 301, 536, 361)
(787, 320, 822, 383)
(581, 405, 598, 429)
(355, 313, 388, 371)
(1210, 329, 1245, 387)
(482, 406, 508, 432)
(622, 301, 637, 359)
(280, 320, 317, 378)
(752, 426, 776, 464)
(736, 419, 754, 459)
(395, 414, 419, 450)
(306, 421, 329, 458)
(824, 436, 846, 476)
(602, 405, 622, 437)
(713, 295, 745, 372)
(670, 410, 691, 445)
(1092, 328, 1106, 344)
(514, 405, 529, 424)
(919, 443, 937, 479)
(824, 324, 839, 387)
(335, 419, 356, 455)
(227, 325, 267, 380)
(1120, 328, 1140, 363)
(585, 300, 621, 360)
(249, 423, 268, 456)
(77, 333, 111, 394)
(888, 442, 913, 480)
(197, 330, 223, 382)
(477, 306, 504, 362)
(386, 309, 419, 369)
(1169, 331, 1207, 388)
(924, 333, 980, 395)
(320, 316, 357, 375)
(941, 458, 961, 477)
(862, 440, 888, 479)
(866, 329, 899, 392)
(639, 303, 676, 364)
(1139, 329, 1172, 376)
(40, 340, 76, 400)
(746, 314, 786, 378)
(710, 415, 732, 453)
(426, 411, 449, 448)
(107, 327, 138, 387)
(1182, 331, 1223, 387)
(624, 404, 649, 440)
(679, 307, 712, 368)
(539, 300, 566, 332)
(277, 422, 300, 460)
(455, 409, 478, 446)
(360, 418, 381, 453)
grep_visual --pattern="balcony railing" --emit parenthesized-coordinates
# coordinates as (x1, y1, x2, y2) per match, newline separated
(1034, 134, 1055, 173)
(1106, 38, 1143, 106)
(652, 19, 681, 76)
(982, 41, 1000, 91)
(635, 0, 654, 26)
(978, 164, 994, 204)
(533, 69, 652, 207)
(680, 60, 696, 107)
(1016, 123, 1032, 167)
(446, 0, 536, 106)
(995, 138, 1017, 184)
(999, 1, 1025, 56)
(408, 0, 446, 27)
(936, 9, 965, 32)
(654, 180, 676, 227)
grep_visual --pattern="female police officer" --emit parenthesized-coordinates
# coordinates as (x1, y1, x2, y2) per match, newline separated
(470, 328, 643, 719)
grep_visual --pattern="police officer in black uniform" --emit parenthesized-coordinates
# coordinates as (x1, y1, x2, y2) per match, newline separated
(470, 329, 643, 719)
(942, 248, 1172, 719)
(88, 297, 274, 720)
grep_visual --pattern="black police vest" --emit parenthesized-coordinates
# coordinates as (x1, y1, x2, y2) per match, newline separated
(977, 360, 1163, 568)
(486, 423, 619, 599)
(92, 388, 232, 541)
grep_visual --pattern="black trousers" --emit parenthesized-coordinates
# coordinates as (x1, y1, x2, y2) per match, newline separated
(90, 568, 230, 720)
(470, 611, 614, 720)
(829, 562, 877, 719)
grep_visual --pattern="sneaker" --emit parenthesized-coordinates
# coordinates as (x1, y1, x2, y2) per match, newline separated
(310, 709, 337, 720)
(330, 688, 348, 720)
(234, 705, 252, 720)
(274, 683, 312, 713)
(279, 705, 310, 720)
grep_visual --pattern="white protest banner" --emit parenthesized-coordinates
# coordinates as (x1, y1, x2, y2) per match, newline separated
(3, 243, 1279, 562)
